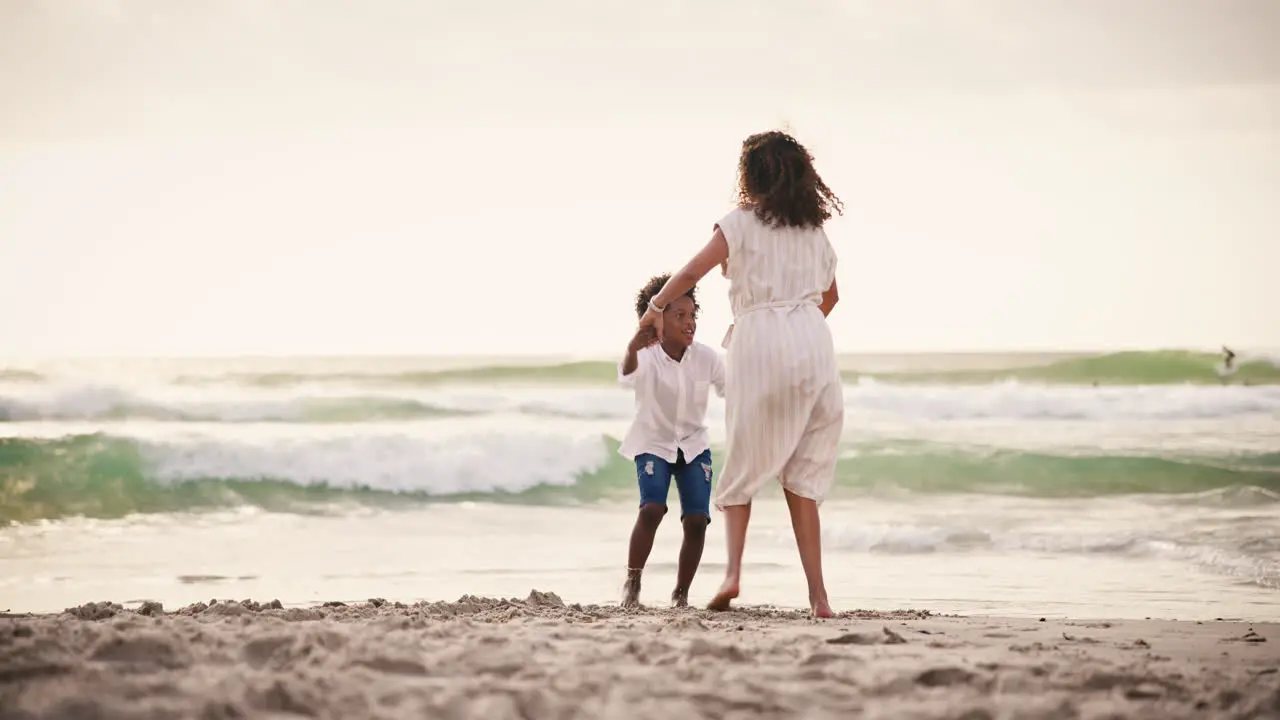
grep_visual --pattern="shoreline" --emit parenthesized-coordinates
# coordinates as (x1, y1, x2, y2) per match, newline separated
(3, 594, 1274, 626)
(2, 593, 1276, 719)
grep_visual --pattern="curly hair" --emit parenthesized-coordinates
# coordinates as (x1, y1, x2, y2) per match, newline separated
(634, 273, 699, 319)
(737, 131, 843, 229)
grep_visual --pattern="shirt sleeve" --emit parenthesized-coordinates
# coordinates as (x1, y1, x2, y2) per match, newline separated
(618, 348, 650, 389)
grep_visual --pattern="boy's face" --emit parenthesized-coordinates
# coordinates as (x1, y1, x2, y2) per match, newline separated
(663, 296, 697, 348)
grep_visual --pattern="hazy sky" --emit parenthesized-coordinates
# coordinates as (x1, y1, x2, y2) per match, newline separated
(2, 0, 1277, 356)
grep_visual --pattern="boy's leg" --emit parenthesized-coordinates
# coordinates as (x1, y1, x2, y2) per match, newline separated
(671, 449, 713, 607)
(623, 454, 672, 607)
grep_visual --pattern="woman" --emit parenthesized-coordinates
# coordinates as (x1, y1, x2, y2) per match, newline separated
(638, 130, 843, 617)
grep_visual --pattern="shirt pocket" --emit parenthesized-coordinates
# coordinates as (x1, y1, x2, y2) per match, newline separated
(693, 380, 710, 402)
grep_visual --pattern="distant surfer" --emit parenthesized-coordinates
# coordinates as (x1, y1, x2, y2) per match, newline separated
(1216, 346, 1238, 383)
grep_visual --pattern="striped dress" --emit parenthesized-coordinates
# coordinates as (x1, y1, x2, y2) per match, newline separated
(713, 206, 843, 507)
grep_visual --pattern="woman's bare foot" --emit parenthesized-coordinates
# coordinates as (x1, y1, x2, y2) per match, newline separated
(706, 578, 739, 611)
(670, 587, 689, 608)
(810, 592, 834, 618)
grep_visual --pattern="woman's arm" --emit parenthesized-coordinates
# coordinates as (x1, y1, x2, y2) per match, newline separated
(818, 278, 839, 317)
(710, 352, 727, 398)
(651, 229, 730, 310)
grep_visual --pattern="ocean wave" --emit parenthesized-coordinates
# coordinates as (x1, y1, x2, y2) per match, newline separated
(0, 369, 45, 383)
(862, 350, 1280, 386)
(2, 434, 1278, 524)
(814, 518, 1280, 589)
(0, 386, 477, 423)
(843, 443, 1280, 495)
(159, 351, 1280, 388)
(847, 379, 1280, 421)
(171, 360, 620, 388)
(0, 433, 623, 525)
(3, 379, 1277, 424)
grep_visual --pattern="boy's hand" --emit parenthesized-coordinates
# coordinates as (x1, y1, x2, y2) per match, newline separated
(628, 325, 659, 353)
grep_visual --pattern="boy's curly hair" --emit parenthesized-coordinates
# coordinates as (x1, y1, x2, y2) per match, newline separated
(634, 273, 699, 319)
(737, 130, 843, 229)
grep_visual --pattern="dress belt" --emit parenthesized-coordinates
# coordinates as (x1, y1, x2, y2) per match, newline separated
(737, 299, 815, 317)
(720, 299, 818, 349)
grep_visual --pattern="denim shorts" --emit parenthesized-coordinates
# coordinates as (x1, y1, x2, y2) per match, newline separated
(634, 448, 713, 522)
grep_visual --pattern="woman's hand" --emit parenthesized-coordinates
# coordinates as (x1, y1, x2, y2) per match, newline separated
(638, 306, 664, 341)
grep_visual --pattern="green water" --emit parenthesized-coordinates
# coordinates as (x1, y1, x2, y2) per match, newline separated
(4, 434, 1277, 525)
(149, 350, 1280, 388)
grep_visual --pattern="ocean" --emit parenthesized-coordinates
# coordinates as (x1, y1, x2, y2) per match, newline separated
(2, 351, 1278, 621)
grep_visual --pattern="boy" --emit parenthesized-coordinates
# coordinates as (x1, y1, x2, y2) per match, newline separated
(618, 273, 726, 608)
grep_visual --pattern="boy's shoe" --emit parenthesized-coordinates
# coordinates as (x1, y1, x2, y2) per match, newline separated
(671, 587, 689, 608)
(621, 568, 642, 608)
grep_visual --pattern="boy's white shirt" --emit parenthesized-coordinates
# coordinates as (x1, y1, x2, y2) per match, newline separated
(617, 341, 726, 463)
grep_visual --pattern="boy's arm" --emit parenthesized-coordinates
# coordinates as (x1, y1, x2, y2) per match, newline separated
(710, 351, 726, 398)
(619, 350, 643, 387)
(619, 326, 657, 388)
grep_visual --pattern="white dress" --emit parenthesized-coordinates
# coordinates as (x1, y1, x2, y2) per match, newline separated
(713, 206, 844, 507)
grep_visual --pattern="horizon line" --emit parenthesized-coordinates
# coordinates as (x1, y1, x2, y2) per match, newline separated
(1, 346, 1263, 363)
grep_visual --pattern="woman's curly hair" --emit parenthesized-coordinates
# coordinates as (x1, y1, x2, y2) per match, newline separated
(737, 131, 843, 229)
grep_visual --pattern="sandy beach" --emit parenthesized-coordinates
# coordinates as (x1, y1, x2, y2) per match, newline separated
(1, 592, 1275, 720)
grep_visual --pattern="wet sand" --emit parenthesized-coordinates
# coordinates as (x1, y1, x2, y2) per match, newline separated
(1, 592, 1276, 719)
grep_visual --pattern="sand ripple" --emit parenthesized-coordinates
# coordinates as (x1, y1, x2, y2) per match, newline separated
(0, 592, 1276, 719)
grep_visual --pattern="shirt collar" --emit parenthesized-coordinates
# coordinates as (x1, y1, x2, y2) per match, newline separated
(654, 344, 691, 365)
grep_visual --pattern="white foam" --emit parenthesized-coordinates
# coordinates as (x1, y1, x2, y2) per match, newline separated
(846, 377, 1280, 421)
(138, 432, 612, 496)
(812, 519, 1280, 589)
(3, 378, 1278, 424)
